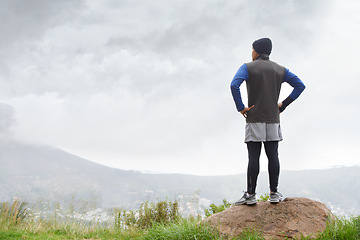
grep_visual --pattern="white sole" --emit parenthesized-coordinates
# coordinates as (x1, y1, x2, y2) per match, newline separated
(270, 197, 284, 203)
(246, 199, 257, 205)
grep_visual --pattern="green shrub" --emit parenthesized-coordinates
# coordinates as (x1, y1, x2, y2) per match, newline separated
(114, 199, 181, 229)
(257, 193, 269, 202)
(0, 199, 28, 226)
(204, 199, 232, 218)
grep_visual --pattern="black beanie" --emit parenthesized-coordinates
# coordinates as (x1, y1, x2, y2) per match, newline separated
(252, 38, 272, 55)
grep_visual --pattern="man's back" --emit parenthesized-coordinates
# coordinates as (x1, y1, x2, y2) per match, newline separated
(245, 55, 285, 123)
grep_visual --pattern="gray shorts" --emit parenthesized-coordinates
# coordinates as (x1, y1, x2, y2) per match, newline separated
(245, 123, 283, 143)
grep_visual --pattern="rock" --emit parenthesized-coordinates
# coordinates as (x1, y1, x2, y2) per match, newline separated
(203, 197, 335, 239)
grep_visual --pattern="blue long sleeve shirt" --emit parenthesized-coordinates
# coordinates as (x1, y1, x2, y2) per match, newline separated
(230, 63, 305, 112)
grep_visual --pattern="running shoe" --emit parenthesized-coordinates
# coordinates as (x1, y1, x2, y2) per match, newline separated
(270, 191, 284, 203)
(235, 192, 257, 205)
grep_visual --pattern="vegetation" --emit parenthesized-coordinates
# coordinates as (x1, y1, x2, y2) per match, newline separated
(315, 216, 360, 240)
(114, 199, 181, 229)
(0, 199, 28, 225)
(204, 199, 232, 218)
(257, 193, 269, 202)
(1, 197, 360, 240)
(203, 194, 269, 218)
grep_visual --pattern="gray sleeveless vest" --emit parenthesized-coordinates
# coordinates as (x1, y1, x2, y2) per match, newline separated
(245, 55, 286, 123)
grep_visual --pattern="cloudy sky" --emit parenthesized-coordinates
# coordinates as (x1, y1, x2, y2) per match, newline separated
(1, 0, 359, 175)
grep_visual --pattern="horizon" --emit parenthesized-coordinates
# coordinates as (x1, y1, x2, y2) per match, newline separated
(2, 138, 359, 177)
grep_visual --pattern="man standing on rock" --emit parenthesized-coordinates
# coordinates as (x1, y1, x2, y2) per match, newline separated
(230, 38, 305, 205)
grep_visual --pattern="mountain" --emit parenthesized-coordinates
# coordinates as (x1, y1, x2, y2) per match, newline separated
(1, 139, 359, 216)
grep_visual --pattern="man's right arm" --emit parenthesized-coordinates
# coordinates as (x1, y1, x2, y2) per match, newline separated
(279, 69, 306, 112)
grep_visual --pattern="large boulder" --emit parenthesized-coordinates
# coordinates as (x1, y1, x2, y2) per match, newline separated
(204, 197, 335, 239)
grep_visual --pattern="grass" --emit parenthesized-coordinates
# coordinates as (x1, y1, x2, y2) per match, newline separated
(0, 222, 143, 240)
(314, 216, 360, 240)
(1, 199, 360, 240)
(140, 219, 220, 240)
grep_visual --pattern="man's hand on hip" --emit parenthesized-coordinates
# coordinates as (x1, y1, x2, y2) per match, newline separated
(240, 105, 255, 118)
(278, 102, 282, 114)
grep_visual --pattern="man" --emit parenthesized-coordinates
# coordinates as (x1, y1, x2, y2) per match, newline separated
(230, 38, 305, 205)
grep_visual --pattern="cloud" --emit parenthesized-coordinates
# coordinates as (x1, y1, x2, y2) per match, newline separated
(1, 0, 359, 175)
(0, 103, 15, 137)
(0, 0, 84, 47)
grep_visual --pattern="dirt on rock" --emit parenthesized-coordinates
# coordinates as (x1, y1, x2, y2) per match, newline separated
(204, 197, 335, 239)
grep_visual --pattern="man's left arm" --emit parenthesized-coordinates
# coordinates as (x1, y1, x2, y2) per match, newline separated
(279, 69, 306, 112)
(230, 64, 249, 112)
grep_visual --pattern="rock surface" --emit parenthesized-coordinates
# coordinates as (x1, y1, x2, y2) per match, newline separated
(204, 197, 335, 239)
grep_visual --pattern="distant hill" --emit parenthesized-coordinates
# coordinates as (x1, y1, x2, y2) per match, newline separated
(1, 140, 359, 216)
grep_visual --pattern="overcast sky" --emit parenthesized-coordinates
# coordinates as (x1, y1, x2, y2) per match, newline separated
(1, 0, 359, 175)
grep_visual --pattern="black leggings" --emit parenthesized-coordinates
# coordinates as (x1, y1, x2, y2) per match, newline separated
(246, 141, 279, 194)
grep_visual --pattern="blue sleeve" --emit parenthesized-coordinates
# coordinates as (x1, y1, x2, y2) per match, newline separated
(230, 64, 249, 112)
(283, 68, 305, 100)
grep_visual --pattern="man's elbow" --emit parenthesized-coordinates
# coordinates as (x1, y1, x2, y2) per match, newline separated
(230, 81, 240, 91)
(300, 83, 306, 92)
(296, 81, 305, 93)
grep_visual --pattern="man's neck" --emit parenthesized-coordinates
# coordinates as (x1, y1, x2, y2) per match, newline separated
(257, 54, 270, 60)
